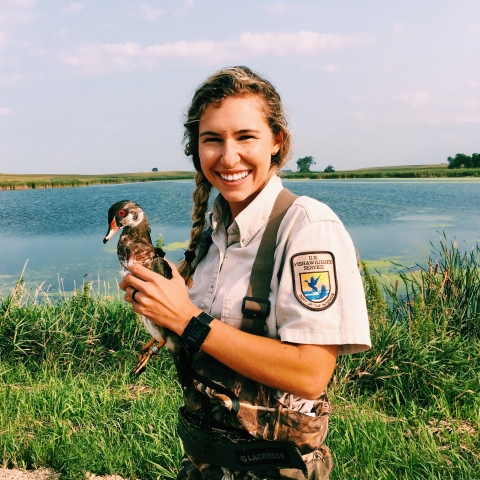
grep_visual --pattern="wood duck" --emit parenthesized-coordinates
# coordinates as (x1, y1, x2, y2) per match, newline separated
(103, 199, 172, 280)
(103, 200, 184, 373)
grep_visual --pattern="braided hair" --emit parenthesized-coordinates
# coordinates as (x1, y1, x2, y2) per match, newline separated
(178, 66, 292, 279)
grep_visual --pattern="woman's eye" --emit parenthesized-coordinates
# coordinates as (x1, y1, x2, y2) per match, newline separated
(239, 135, 254, 141)
(204, 137, 221, 143)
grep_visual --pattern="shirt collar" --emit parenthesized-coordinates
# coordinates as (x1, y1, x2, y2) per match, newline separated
(209, 175, 284, 247)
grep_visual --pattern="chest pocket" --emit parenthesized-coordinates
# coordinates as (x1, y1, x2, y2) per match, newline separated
(221, 297, 244, 330)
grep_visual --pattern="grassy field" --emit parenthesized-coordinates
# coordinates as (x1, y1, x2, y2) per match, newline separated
(0, 172, 195, 190)
(282, 164, 480, 179)
(0, 239, 479, 479)
(2, 164, 480, 190)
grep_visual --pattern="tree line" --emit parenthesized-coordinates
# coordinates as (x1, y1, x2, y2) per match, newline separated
(447, 153, 480, 169)
(295, 156, 335, 173)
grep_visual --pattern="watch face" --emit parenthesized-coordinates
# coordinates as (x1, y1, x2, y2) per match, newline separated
(182, 314, 212, 350)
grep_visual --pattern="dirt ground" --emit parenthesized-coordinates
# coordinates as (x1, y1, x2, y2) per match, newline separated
(0, 469, 129, 480)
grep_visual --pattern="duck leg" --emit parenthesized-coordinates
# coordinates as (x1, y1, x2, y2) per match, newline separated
(132, 337, 167, 377)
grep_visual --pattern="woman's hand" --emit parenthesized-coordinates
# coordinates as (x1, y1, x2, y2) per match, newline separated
(119, 261, 202, 336)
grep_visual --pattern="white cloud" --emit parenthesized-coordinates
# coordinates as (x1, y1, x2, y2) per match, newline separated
(395, 92, 429, 107)
(3, 0, 36, 7)
(0, 0, 39, 26)
(59, 31, 374, 74)
(352, 110, 373, 121)
(0, 10, 40, 25)
(324, 64, 338, 74)
(140, 3, 164, 21)
(371, 98, 387, 105)
(471, 81, 480, 89)
(175, 0, 194, 15)
(0, 108, 12, 115)
(62, 3, 84, 15)
(350, 96, 362, 103)
(392, 22, 405, 33)
(466, 24, 480, 34)
(0, 31, 6, 47)
(0, 74, 25, 86)
(452, 114, 480, 124)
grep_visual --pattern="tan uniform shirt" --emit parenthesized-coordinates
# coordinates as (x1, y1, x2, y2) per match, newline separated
(188, 175, 371, 411)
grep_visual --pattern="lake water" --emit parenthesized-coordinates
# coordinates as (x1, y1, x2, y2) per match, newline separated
(1, 178, 479, 297)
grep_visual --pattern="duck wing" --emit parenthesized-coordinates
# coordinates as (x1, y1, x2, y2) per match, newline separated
(151, 256, 172, 279)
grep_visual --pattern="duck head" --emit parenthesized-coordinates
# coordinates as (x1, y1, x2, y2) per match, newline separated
(103, 200, 145, 244)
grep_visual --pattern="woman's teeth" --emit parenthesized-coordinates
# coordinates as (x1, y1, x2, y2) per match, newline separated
(219, 171, 249, 181)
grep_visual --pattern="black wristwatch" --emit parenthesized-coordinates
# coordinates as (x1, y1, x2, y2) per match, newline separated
(181, 311, 215, 350)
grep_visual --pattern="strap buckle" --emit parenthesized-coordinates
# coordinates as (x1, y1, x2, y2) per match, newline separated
(241, 296, 271, 319)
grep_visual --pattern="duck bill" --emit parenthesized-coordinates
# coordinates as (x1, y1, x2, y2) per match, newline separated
(103, 219, 120, 244)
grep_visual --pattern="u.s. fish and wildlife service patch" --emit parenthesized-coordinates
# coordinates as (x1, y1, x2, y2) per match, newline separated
(291, 252, 338, 311)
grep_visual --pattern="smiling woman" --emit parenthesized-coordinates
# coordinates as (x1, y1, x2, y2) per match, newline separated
(198, 95, 282, 217)
(119, 66, 371, 480)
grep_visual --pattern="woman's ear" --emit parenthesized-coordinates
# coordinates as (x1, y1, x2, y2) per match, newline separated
(272, 131, 284, 155)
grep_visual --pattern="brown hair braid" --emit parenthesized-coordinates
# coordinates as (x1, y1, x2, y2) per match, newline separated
(179, 66, 292, 279)
(177, 170, 212, 279)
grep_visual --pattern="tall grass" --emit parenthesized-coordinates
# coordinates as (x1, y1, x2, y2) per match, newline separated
(0, 172, 195, 190)
(282, 167, 480, 179)
(331, 239, 479, 478)
(0, 240, 479, 479)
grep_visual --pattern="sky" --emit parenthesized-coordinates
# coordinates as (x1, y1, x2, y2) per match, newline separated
(0, 0, 479, 174)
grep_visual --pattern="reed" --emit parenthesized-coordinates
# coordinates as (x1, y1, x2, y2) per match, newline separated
(0, 172, 196, 190)
(0, 240, 479, 479)
(282, 166, 480, 179)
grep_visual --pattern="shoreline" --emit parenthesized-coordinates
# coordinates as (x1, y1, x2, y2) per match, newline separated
(2, 166, 480, 191)
(0, 171, 196, 191)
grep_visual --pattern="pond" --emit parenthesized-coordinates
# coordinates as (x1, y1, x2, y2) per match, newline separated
(1, 178, 479, 297)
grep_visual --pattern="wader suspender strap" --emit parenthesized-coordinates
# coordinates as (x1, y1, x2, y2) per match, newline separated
(241, 188, 298, 335)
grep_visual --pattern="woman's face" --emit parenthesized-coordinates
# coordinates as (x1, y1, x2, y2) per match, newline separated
(198, 95, 282, 218)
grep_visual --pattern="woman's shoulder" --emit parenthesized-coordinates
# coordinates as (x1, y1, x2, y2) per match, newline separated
(288, 195, 342, 225)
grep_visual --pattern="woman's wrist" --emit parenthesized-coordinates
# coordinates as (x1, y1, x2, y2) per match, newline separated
(176, 305, 203, 336)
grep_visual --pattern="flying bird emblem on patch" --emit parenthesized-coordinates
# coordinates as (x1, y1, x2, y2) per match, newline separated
(291, 252, 337, 311)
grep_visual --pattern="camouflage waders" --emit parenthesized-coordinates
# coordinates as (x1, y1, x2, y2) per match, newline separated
(177, 446, 333, 479)
(176, 190, 333, 479)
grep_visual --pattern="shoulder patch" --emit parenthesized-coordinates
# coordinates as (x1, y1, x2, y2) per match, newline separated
(291, 252, 338, 311)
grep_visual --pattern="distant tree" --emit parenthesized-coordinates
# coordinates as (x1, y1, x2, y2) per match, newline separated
(473, 153, 480, 168)
(152, 167, 159, 172)
(324, 165, 335, 173)
(447, 153, 473, 169)
(296, 156, 315, 173)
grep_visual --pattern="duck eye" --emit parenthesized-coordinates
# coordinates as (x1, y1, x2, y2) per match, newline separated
(118, 209, 126, 217)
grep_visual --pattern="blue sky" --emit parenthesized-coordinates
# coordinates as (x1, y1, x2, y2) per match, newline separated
(0, 0, 479, 174)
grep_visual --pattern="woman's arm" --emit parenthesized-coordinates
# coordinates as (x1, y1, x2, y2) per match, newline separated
(120, 262, 337, 399)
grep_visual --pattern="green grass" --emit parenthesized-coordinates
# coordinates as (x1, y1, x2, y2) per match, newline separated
(0, 172, 195, 190)
(282, 164, 480, 179)
(1, 239, 479, 479)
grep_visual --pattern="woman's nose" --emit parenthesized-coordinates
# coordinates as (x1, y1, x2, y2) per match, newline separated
(220, 139, 239, 168)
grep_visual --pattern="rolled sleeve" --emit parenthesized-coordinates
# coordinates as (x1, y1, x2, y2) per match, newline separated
(275, 216, 371, 356)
